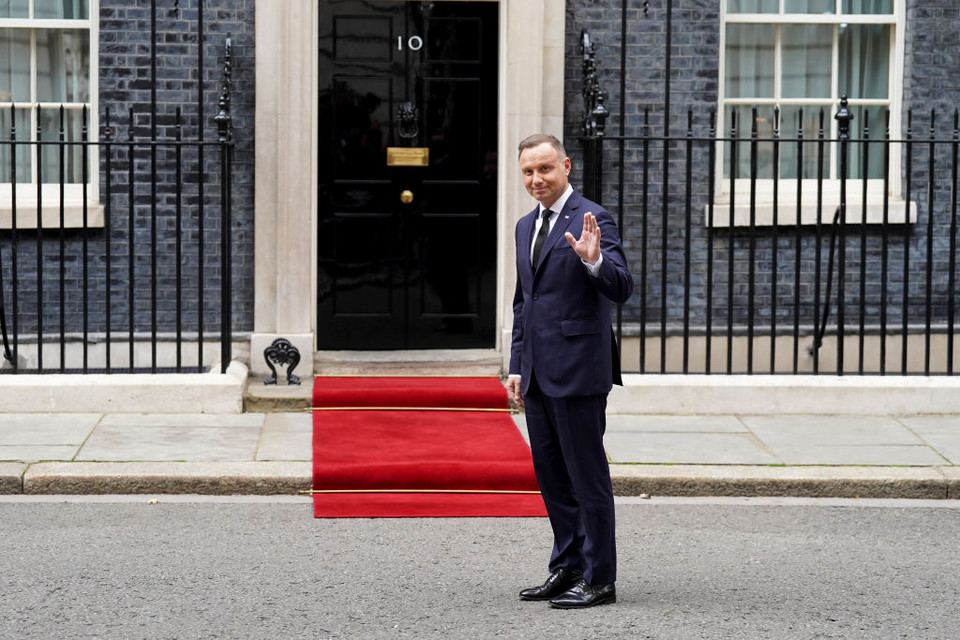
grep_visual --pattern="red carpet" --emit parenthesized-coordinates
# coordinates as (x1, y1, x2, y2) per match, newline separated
(312, 376, 546, 518)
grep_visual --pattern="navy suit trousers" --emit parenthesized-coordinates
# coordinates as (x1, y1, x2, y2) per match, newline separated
(524, 375, 616, 585)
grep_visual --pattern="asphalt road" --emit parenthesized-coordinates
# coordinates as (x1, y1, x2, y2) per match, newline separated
(1, 496, 958, 640)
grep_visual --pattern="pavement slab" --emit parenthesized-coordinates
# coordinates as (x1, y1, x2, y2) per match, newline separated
(0, 445, 81, 462)
(0, 414, 100, 446)
(257, 413, 312, 461)
(75, 424, 263, 462)
(97, 413, 267, 428)
(742, 415, 925, 445)
(740, 415, 949, 465)
(605, 432, 780, 464)
(898, 416, 960, 464)
(606, 414, 748, 432)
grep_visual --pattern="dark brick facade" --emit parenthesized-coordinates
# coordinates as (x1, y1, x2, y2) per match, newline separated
(3, 0, 254, 341)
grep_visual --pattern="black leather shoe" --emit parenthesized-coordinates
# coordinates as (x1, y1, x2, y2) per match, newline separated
(518, 568, 583, 601)
(549, 579, 616, 609)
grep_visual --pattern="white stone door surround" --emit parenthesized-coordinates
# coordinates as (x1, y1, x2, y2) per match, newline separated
(251, 0, 565, 375)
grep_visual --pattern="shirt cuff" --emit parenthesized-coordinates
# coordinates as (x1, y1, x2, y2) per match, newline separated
(582, 252, 603, 277)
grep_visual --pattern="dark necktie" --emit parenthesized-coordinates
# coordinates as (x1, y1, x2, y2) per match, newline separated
(532, 209, 552, 267)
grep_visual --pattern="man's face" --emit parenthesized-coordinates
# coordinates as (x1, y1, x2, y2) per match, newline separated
(519, 142, 571, 208)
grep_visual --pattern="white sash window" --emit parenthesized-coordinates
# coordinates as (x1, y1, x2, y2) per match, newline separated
(715, 0, 909, 226)
(0, 0, 100, 228)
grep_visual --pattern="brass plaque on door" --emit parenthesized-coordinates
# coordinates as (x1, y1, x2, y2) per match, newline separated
(386, 147, 430, 167)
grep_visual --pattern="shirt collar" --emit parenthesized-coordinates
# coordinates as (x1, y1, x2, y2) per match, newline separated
(539, 184, 574, 218)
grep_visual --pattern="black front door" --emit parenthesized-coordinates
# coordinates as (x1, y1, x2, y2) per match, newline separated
(317, 1, 499, 350)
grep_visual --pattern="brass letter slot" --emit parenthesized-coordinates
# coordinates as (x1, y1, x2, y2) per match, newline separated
(387, 147, 430, 167)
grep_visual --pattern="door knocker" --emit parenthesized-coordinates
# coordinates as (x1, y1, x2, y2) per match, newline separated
(397, 101, 419, 139)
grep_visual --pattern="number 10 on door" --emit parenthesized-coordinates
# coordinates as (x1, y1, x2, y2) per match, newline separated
(398, 35, 423, 51)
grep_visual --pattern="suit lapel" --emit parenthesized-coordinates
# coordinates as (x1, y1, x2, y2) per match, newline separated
(534, 190, 581, 275)
(521, 206, 539, 276)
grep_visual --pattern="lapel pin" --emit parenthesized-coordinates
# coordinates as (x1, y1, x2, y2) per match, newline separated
(564, 215, 570, 219)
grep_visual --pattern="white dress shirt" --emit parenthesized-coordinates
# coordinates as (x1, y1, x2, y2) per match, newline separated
(531, 184, 603, 276)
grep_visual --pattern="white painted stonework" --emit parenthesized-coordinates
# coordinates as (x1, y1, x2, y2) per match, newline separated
(251, 0, 567, 375)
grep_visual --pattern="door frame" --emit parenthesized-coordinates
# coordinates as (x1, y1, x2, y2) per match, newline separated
(250, 0, 566, 375)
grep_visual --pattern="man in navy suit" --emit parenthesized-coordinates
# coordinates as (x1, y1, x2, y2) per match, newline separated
(507, 134, 634, 609)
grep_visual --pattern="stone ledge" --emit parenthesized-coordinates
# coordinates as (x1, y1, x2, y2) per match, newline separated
(609, 375, 960, 416)
(0, 463, 26, 494)
(610, 464, 953, 500)
(23, 461, 311, 495)
(0, 361, 248, 414)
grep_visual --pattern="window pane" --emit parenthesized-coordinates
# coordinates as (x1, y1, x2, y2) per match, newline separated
(842, 0, 893, 15)
(0, 28, 32, 102)
(36, 28, 90, 103)
(725, 24, 774, 98)
(723, 105, 776, 180)
(784, 0, 834, 13)
(848, 105, 887, 180)
(727, 0, 778, 13)
(0, 0, 29, 18)
(34, 0, 89, 19)
(39, 106, 86, 183)
(0, 107, 31, 182)
(779, 105, 831, 179)
(782, 24, 832, 99)
(839, 24, 889, 100)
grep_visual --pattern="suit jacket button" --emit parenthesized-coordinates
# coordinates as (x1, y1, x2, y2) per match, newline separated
(533, 293, 540, 300)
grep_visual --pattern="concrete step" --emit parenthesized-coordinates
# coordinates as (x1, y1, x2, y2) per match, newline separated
(244, 349, 504, 411)
(314, 349, 503, 376)
(244, 374, 313, 412)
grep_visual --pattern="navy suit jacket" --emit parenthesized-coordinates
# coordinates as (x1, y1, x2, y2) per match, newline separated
(510, 189, 634, 398)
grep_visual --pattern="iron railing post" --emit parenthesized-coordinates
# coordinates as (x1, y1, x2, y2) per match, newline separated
(103, 109, 113, 371)
(3, 104, 18, 369)
(580, 30, 608, 202)
(835, 95, 854, 374)
(215, 36, 234, 375)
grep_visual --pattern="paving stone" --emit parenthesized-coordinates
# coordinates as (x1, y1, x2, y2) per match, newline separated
(257, 430, 311, 461)
(0, 446, 80, 462)
(604, 432, 780, 464)
(741, 415, 948, 465)
(262, 412, 313, 431)
(98, 413, 266, 428)
(75, 425, 261, 462)
(0, 414, 101, 446)
(606, 414, 747, 433)
(743, 415, 925, 446)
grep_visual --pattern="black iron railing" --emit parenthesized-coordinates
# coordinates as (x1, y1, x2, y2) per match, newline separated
(581, 101, 960, 375)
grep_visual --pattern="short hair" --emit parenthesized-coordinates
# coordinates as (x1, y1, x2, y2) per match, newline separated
(518, 133, 566, 159)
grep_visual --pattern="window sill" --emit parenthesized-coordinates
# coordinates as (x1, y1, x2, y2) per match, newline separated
(706, 197, 917, 228)
(0, 202, 105, 230)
